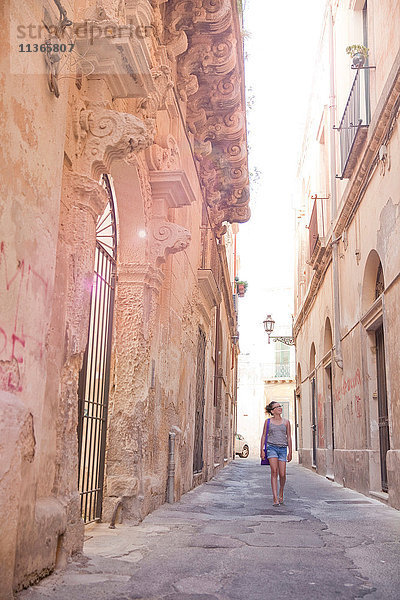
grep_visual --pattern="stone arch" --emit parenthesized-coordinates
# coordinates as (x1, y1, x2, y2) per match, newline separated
(362, 249, 385, 313)
(297, 362, 302, 386)
(110, 159, 148, 264)
(310, 342, 316, 374)
(324, 317, 333, 355)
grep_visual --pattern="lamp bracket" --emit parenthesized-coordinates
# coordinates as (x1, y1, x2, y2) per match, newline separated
(270, 336, 295, 346)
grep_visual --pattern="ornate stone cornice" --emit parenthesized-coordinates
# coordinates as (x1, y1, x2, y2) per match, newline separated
(166, 0, 250, 235)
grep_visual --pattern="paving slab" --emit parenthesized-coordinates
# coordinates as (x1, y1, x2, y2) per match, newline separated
(18, 460, 400, 599)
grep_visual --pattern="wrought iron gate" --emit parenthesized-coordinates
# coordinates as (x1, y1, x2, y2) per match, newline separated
(193, 328, 206, 473)
(376, 325, 390, 492)
(77, 175, 117, 523)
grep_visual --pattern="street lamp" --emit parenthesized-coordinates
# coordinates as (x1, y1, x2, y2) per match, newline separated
(263, 314, 295, 346)
(263, 314, 275, 343)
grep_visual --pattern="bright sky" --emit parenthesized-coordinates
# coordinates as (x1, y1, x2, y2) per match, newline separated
(237, 0, 326, 363)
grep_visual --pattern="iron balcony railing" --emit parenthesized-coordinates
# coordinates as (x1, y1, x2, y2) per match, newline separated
(337, 68, 371, 179)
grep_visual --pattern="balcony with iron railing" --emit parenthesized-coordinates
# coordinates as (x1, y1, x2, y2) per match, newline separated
(264, 361, 296, 381)
(337, 68, 371, 179)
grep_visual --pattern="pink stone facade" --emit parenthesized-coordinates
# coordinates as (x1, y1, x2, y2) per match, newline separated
(0, 1, 249, 596)
(294, 0, 400, 509)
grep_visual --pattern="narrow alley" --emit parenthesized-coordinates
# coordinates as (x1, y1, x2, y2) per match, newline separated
(3, 2, 400, 597)
(19, 461, 400, 600)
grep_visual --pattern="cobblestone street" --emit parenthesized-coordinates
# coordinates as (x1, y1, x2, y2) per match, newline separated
(19, 460, 400, 600)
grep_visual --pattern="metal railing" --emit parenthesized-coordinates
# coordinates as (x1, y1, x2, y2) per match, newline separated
(337, 69, 370, 179)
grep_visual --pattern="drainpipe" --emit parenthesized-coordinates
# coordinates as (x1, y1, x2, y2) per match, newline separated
(167, 426, 182, 503)
(328, 4, 343, 370)
(167, 432, 176, 503)
(109, 498, 123, 529)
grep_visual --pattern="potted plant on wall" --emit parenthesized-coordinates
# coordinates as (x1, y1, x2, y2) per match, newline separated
(346, 44, 369, 68)
(235, 277, 248, 297)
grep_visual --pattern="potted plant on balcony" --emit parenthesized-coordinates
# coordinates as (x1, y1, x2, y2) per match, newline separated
(235, 277, 248, 297)
(346, 44, 369, 68)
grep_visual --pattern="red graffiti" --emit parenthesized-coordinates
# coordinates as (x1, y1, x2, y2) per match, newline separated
(0, 360, 23, 393)
(0, 242, 48, 392)
(333, 368, 361, 403)
(355, 395, 362, 418)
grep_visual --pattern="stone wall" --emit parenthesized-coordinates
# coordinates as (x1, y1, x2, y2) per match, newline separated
(1, 0, 249, 595)
(294, 0, 400, 510)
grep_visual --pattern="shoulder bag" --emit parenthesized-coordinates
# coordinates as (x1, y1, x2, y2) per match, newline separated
(260, 419, 271, 465)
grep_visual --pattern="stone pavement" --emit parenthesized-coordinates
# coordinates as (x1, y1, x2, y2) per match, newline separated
(18, 460, 400, 600)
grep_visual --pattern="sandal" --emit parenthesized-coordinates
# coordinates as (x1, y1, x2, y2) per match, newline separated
(273, 502, 280, 507)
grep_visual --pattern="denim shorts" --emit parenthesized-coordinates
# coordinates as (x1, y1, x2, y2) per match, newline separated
(267, 444, 287, 462)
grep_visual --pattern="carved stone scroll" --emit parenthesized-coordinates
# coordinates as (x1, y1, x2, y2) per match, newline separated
(149, 220, 191, 267)
(76, 107, 155, 179)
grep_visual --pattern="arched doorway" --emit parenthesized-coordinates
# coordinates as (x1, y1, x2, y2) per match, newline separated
(362, 250, 389, 492)
(77, 175, 117, 523)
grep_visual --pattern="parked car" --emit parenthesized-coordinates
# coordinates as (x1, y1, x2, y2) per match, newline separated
(235, 433, 249, 458)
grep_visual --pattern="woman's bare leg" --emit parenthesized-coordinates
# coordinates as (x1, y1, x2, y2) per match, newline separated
(278, 460, 287, 502)
(269, 458, 279, 504)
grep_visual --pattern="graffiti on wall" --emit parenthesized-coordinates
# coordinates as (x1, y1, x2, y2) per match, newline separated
(333, 368, 362, 418)
(0, 242, 48, 392)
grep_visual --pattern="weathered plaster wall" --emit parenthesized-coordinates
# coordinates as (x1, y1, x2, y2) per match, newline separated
(370, 0, 400, 108)
(0, 1, 75, 594)
(2, 0, 247, 594)
(295, 0, 400, 508)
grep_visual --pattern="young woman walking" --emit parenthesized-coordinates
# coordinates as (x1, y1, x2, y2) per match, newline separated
(260, 401, 292, 506)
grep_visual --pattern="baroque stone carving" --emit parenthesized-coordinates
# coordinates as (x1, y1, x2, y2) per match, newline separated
(62, 171, 109, 225)
(149, 220, 191, 266)
(74, 0, 155, 99)
(137, 64, 174, 119)
(167, 0, 232, 37)
(134, 154, 154, 227)
(166, 0, 250, 236)
(76, 107, 155, 178)
(145, 134, 181, 171)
